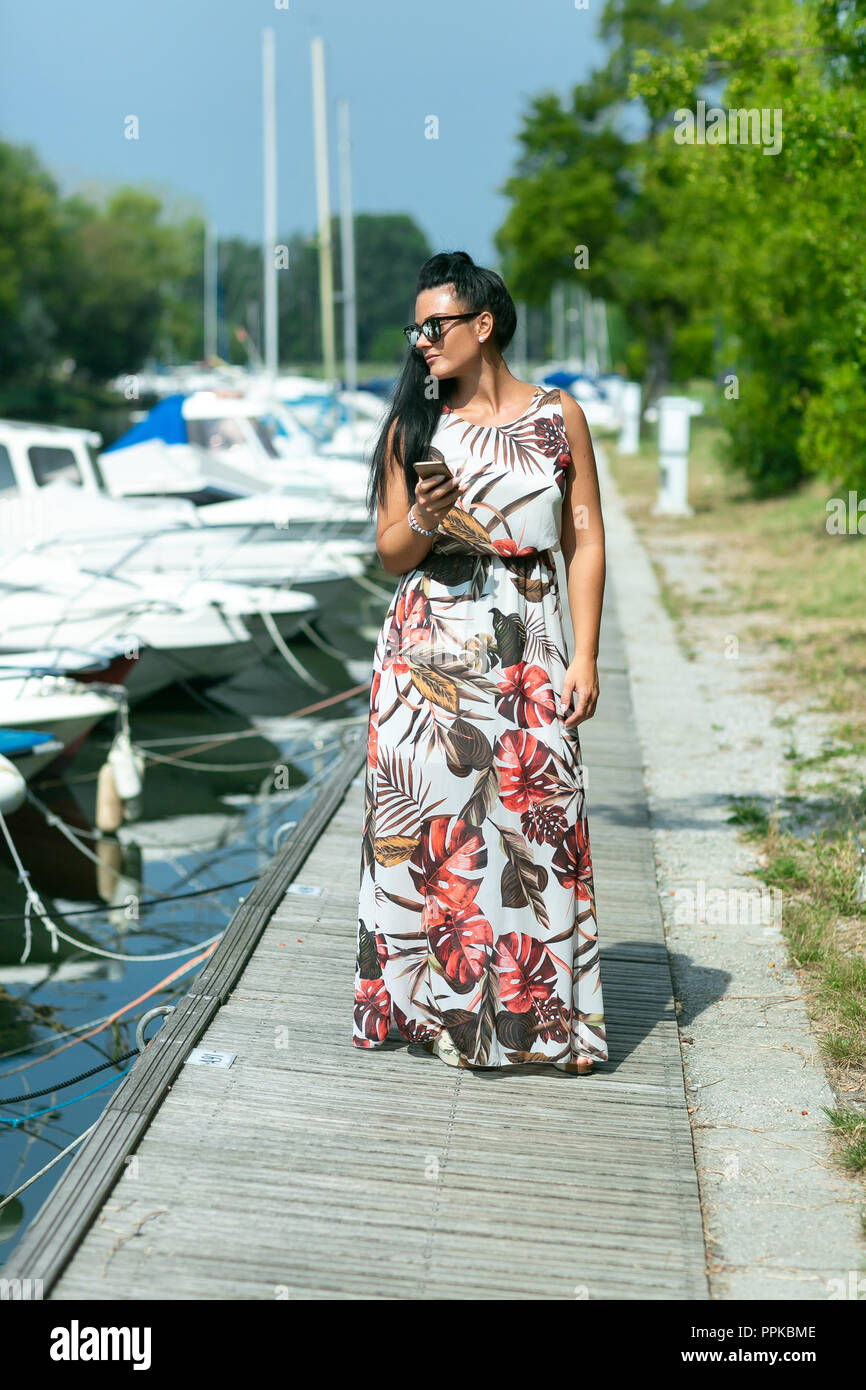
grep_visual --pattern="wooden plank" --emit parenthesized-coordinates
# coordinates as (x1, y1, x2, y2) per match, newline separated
(2, 732, 367, 1292)
(187, 736, 366, 1005)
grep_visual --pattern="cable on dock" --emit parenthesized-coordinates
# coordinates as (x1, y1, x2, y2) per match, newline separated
(0, 1049, 139, 1106)
(0, 1121, 99, 1212)
(0, 940, 218, 1079)
(0, 805, 63, 960)
(258, 606, 329, 691)
(35, 680, 370, 790)
(0, 1064, 136, 1128)
(24, 924, 224, 965)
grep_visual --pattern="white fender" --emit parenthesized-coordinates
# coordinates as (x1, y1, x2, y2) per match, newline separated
(107, 730, 145, 802)
(0, 753, 26, 816)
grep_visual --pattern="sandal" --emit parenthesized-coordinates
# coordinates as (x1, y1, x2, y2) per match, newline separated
(558, 1057, 595, 1075)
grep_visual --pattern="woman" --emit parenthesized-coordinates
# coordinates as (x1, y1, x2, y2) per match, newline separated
(352, 250, 607, 1074)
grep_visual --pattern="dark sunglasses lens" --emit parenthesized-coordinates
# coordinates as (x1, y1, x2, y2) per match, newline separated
(404, 318, 442, 347)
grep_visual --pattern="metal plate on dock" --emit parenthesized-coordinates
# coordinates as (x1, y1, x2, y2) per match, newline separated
(185, 1048, 237, 1069)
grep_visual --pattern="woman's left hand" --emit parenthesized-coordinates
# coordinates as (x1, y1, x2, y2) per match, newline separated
(560, 654, 599, 728)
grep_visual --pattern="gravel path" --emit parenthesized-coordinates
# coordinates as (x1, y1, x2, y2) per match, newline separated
(595, 442, 865, 1300)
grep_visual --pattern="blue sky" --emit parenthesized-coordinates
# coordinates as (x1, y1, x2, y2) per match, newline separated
(0, 0, 606, 265)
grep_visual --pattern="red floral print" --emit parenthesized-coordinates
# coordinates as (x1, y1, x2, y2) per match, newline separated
(533, 410, 574, 495)
(494, 729, 560, 813)
(553, 453, 570, 495)
(368, 668, 381, 770)
(492, 538, 536, 557)
(551, 819, 594, 899)
(494, 932, 557, 1013)
(426, 903, 493, 988)
(408, 815, 487, 915)
(496, 662, 557, 728)
(381, 588, 432, 676)
(353, 978, 390, 1044)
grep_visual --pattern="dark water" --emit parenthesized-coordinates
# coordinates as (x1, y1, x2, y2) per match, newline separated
(0, 570, 390, 1266)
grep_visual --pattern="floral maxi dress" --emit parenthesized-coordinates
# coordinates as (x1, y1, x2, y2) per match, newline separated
(352, 386, 608, 1070)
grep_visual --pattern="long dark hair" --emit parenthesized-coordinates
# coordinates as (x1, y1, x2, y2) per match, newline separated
(365, 250, 518, 518)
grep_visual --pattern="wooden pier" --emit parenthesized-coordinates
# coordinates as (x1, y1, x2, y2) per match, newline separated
(5, 556, 709, 1300)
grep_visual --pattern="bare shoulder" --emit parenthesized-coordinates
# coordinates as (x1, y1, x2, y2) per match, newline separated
(555, 387, 589, 434)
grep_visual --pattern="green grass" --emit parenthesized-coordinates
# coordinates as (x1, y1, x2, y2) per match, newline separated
(727, 797, 771, 836)
(607, 411, 866, 1194)
(608, 410, 866, 747)
(747, 798, 866, 1172)
(824, 1108, 866, 1175)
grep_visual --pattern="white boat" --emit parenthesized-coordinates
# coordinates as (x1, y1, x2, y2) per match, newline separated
(0, 639, 133, 686)
(265, 377, 390, 460)
(0, 675, 122, 778)
(124, 575, 320, 675)
(99, 396, 375, 540)
(0, 554, 320, 704)
(109, 389, 372, 502)
(0, 417, 373, 598)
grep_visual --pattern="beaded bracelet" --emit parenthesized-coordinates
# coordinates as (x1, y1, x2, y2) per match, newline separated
(408, 505, 437, 537)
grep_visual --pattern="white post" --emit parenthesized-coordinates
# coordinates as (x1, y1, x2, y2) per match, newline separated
(261, 28, 279, 383)
(551, 284, 566, 362)
(584, 294, 599, 375)
(575, 284, 589, 369)
(337, 99, 358, 393)
(204, 219, 218, 362)
(512, 301, 528, 380)
(618, 381, 641, 454)
(565, 283, 580, 366)
(311, 37, 337, 393)
(651, 395, 703, 515)
(595, 299, 610, 374)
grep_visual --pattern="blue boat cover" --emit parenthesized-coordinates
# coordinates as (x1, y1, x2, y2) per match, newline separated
(542, 370, 581, 389)
(541, 369, 609, 399)
(0, 729, 57, 757)
(104, 393, 188, 451)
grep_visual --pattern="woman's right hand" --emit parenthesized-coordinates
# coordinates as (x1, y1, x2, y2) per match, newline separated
(412, 472, 466, 530)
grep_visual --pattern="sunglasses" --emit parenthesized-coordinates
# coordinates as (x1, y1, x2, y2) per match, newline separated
(402, 312, 480, 348)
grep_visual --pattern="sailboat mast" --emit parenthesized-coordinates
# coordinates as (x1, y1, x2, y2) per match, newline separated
(262, 27, 279, 382)
(204, 219, 218, 362)
(337, 99, 358, 392)
(311, 36, 337, 389)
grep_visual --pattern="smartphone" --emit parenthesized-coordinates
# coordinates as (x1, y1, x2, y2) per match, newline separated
(413, 459, 454, 482)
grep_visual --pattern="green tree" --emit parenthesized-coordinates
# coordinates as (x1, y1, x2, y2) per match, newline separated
(48, 188, 193, 380)
(496, 0, 753, 400)
(272, 213, 431, 369)
(629, 0, 866, 493)
(336, 213, 432, 364)
(0, 142, 63, 381)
